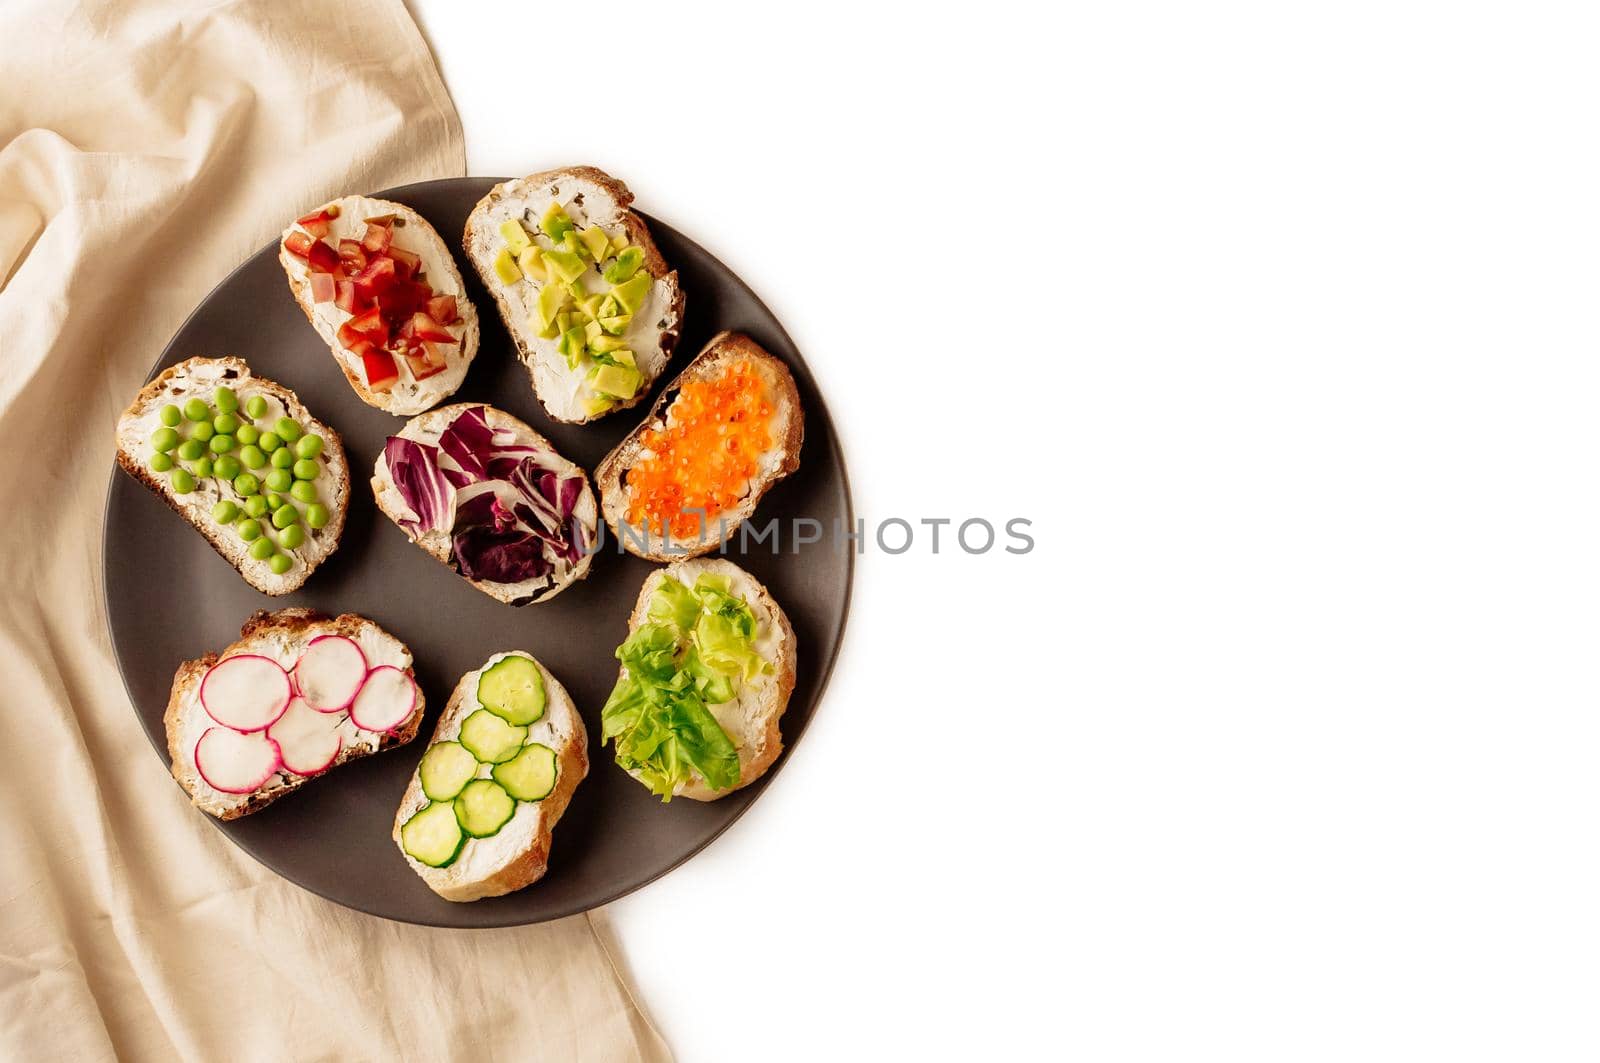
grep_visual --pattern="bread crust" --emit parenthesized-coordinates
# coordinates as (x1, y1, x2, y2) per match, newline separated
(463, 166, 685, 423)
(595, 332, 804, 561)
(392, 654, 589, 901)
(162, 609, 426, 820)
(613, 559, 797, 801)
(114, 357, 350, 595)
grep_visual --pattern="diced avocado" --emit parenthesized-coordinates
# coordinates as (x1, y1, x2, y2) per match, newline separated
(599, 314, 631, 335)
(498, 218, 532, 254)
(492, 247, 521, 286)
(583, 394, 616, 417)
(563, 324, 588, 357)
(578, 294, 605, 321)
(597, 294, 620, 320)
(610, 231, 632, 257)
(565, 279, 589, 303)
(517, 246, 547, 282)
(603, 246, 645, 284)
(562, 230, 585, 257)
(535, 282, 568, 332)
(580, 225, 611, 262)
(538, 319, 560, 339)
(540, 201, 574, 242)
(543, 249, 586, 284)
(612, 274, 652, 314)
(591, 333, 628, 354)
(612, 348, 637, 367)
(591, 363, 642, 400)
(585, 320, 605, 347)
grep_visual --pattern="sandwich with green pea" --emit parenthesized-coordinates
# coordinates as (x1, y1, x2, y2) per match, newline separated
(115, 356, 349, 594)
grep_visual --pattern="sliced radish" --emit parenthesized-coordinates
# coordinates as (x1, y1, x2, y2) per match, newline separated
(294, 635, 368, 712)
(200, 655, 290, 732)
(268, 697, 343, 775)
(194, 727, 282, 794)
(348, 666, 417, 733)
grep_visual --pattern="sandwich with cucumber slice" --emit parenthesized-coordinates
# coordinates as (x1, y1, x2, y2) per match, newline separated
(603, 558, 797, 801)
(463, 166, 684, 423)
(115, 356, 349, 594)
(394, 652, 588, 901)
(165, 609, 425, 820)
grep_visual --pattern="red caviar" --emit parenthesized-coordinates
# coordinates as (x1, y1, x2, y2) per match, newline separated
(625, 360, 772, 539)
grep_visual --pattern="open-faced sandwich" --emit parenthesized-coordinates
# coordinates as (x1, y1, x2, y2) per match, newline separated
(596, 332, 802, 560)
(280, 197, 480, 415)
(115, 356, 349, 594)
(602, 558, 796, 801)
(166, 609, 425, 820)
(394, 652, 587, 900)
(463, 166, 683, 423)
(372, 403, 599, 605)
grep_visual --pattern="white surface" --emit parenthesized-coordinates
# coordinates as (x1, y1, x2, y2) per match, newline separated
(411, 2, 1600, 1059)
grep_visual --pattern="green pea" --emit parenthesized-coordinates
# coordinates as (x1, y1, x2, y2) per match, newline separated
(151, 427, 179, 452)
(270, 447, 294, 470)
(292, 459, 319, 481)
(269, 554, 293, 575)
(214, 455, 242, 480)
(265, 492, 284, 510)
(177, 439, 206, 461)
(306, 504, 330, 529)
(183, 398, 210, 422)
(191, 421, 214, 442)
(275, 417, 302, 442)
(258, 432, 282, 453)
(192, 456, 214, 479)
(245, 395, 268, 419)
(212, 500, 239, 523)
(279, 524, 306, 550)
(149, 453, 174, 473)
(208, 434, 234, 454)
(213, 387, 238, 414)
(159, 404, 182, 428)
(170, 469, 195, 494)
(265, 468, 293, 493)
(236, 424, 259, 445)
(243, 495, 269, 518)
(237, 518, 262, 542)
(213, 413, 239, 436)
(232, 472, 260, 496)
(249, 537, 274, 561)
(239, 445, 266, 470)
(272, 504, 299, 529)
(294, 434, 324, 460)
(289, 480, 318, 504)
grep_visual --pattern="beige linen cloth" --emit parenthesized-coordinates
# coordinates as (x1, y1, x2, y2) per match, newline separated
(0, 2, 667, 1060)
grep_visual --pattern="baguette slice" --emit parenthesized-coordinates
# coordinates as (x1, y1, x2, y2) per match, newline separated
(165, 609, 426, 820)
(463, 166, 684, 423)
(611, 558, 797, 801)
(114, 356, 350, 595)
(393, 652, 588, 901)
(596, 332, 803, 560)
(279, 195, 481, 416)
(371, 403, 599, 605)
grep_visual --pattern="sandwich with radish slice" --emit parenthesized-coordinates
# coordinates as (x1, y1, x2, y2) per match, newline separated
(394, 651, 588, 901)
(164, 609, 426, 820)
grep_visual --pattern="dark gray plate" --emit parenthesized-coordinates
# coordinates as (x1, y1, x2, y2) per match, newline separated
(103, 178, 852, 928)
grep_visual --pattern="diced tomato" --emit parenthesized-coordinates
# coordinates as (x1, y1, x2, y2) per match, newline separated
(306, 239, 340, 274)
(422, 341, 453, 368)
(296, 208, 337, 239)
(349, 305, 386, 338)
(361, 221, 393, 254)
(352, 255, 396, 301)
(361, 345, 400, 391)
(404, 351, 447, 380)
(376, 278, 426, 320)
(425, 295, 459, 325)
(338, 239, 367, 272)
(335, 279, 356, 313)
(409, 311, 456, 343)
(283, 231, 314, 259)
(388, 246, 421, 278)
(309, 272, 336, 304)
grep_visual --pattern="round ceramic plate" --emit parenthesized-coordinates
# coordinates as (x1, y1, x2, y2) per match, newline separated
(103, 177, 852, 928)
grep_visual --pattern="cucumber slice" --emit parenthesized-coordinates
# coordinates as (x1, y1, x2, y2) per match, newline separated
(477, 655, 546, 725)
(492, 742, 559, 801)
(419, 740, 478, 801)
(400, 801, 464, 867)
(454, 779, 516, 838)
(458, 709, 528, 764)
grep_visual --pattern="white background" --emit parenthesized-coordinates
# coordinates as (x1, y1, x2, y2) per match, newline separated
(410, 2, 1600, 1059)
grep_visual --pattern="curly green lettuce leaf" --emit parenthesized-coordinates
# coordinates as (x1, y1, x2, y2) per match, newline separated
(648, 576, 701, 634)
